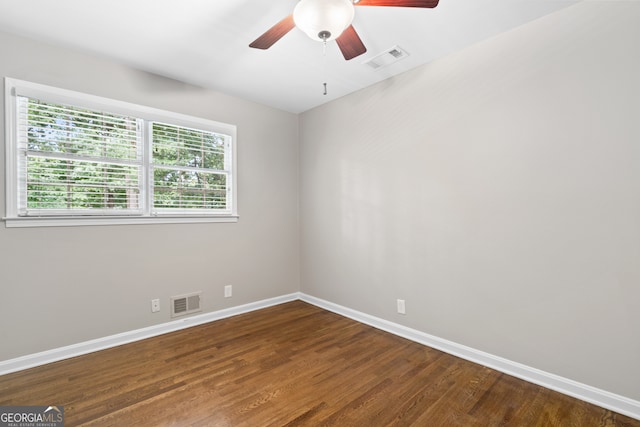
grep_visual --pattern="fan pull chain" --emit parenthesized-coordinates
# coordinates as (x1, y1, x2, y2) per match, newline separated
(322, 38, 328, 96)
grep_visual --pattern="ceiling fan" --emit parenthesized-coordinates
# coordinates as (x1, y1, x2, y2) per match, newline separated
(249, 0, 440, 61)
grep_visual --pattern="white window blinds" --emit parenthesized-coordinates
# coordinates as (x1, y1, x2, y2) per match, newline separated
(5, 78, 237, 227)
(151, 122, 231, 212)
(16, 96, 143, 216)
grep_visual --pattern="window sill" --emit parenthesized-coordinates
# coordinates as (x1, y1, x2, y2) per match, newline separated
(3, 215, 239, 228)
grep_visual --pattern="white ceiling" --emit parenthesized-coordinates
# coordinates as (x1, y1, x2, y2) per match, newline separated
(0, 0, 579, 113)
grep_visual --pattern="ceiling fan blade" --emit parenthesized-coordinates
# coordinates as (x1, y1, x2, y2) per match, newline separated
(249, 15, 295, 50)
(336, 25, 367, 60)
(354, 0, 439, 7)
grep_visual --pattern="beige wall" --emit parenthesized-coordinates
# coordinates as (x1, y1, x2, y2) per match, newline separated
(0, 32, 300, 360)
(2, 0, 640, 406)
(300, 2, 640, 400)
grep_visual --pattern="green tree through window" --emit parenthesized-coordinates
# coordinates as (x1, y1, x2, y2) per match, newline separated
(5, 79, 236, 225)
(23, 98, 141, 212)
(152, 123, 228, 210)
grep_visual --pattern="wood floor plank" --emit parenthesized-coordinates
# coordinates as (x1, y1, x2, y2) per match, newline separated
(0, 301, 638, 426)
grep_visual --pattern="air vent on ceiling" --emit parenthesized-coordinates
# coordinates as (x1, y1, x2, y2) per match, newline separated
(363, 45, 410, 70)
(171, 291, 202, 318)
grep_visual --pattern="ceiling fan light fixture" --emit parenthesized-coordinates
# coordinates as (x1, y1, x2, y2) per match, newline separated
(293, 0, 355, 42)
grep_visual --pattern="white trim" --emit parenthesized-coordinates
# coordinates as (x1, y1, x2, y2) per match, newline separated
(4, 78, 19, 219)
(1, 291, 638, 421)
(0, 293, 298, 376)
(3, 77, 238, 225)
(3, 214, 239, 228)
(8, 78, 236, 137)
(299, 293, 640, 421)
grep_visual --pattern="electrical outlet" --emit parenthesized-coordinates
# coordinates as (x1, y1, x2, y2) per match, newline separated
(224, 285, 232, 298)
(151, 298, 160, 313)
(397, 299, 406, 315)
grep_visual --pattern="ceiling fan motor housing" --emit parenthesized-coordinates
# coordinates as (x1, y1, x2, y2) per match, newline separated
(249, 0, 439, 60)
(293, 0, 355, 42)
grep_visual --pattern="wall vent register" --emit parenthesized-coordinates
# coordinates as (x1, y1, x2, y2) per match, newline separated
(171, 292, 202, 318)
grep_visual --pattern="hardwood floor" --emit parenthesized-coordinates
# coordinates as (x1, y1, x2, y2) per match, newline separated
(0, 301, 638, 426)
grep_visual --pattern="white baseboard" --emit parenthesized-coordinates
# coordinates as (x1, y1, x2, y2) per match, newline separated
(1, 291, 638, 421)
(298, 293, 640, 421)
(0, 293, 299, 376)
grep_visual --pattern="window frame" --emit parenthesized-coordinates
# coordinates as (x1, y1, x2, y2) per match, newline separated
(4, 78, 238, 228)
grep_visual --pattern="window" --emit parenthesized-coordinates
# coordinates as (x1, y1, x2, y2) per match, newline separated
(17, 97, 143, 216)
(151, 122, 230, 212)
(4, 78, 237, 227)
